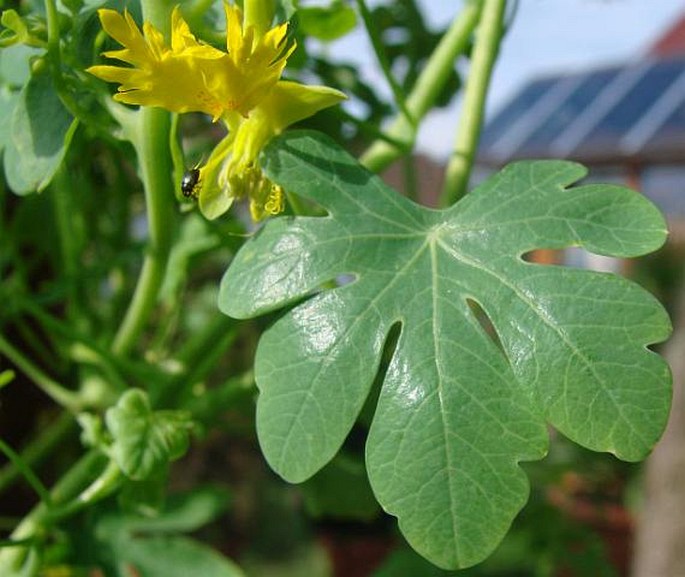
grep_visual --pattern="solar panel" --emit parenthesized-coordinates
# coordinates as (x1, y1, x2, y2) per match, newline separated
(479, 77, 558, 150)
(478, 56, 685, 165)
(645, 100, 685, 152)
(573, 59, 685, 158)
(515, 67, 619, 157)
(639, 71, 685, 161)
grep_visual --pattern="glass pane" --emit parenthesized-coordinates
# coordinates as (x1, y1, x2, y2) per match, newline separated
(517, 67, 619, 156)
(480, 77, 558, 150)
(581, 59, 684, 148)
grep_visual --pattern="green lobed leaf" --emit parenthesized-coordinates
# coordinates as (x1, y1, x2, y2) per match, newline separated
(4, 70, 77, 195)
(219, 131, 671, 569)
(105, 389, 194, 481)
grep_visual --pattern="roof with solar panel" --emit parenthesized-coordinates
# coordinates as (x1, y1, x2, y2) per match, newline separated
(478, 14, 685, 167)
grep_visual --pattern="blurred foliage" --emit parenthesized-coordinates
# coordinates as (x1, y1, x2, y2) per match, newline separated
(288, 0, 462, 145)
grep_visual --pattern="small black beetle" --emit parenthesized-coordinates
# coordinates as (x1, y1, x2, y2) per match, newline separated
(181, 168, 201, 199)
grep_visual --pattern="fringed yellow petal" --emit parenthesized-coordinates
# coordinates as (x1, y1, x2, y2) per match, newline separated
(97, 9, 153, 66)
(90, 3, 298, 119)
(225, 2, 243, 56)
(97, 9, 139, 48)
(142, 21, 167, 60)
(261, 21, 289, 52)
(171, 6, 199, 51)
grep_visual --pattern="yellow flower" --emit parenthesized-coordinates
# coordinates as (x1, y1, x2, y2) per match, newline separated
(88, 4, 293, 119)
(199, 80, 346, 221)
(88, 2, 346, 221)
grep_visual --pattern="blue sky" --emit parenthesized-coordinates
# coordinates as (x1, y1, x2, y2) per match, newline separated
(330, 0, 685, 159)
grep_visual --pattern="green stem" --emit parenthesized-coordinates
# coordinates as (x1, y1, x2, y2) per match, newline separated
(13, 318, 63, 375)
(0, 334, 82, 411)
(402, 155, 418, 202)
(440, 0, 506, 205)
(141, 0, 175, 37)
(110, 3, 176, 357)
(0, 451, 107, 574)
(336, 107, 408, 150)
(355, 0, 412, 125)
(44, 0, 84, 126)
(156, 315, 238, 407)
(244, 0, 274, 35)
(360, 1, 483, 173)
(19, 299, 152, 389)
(52, 169, 78, 296)
(169, 113, 186, 201)
(111, 109, 176, 356)
(46, 460, 122, 523)
(52, 166, 86, 326)
(0, 439, 51, 505)
(44, 0, 61, 67)
(0, 413, 76, 496)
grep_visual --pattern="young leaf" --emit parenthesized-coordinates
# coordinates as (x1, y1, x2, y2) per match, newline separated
(219, 131, 671, 569)
(297, 2, 357, 42)
(106, 389, 194, 481)
(3, 70, 77, 195)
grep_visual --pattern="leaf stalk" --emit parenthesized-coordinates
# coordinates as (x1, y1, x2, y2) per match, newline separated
(360, 1, 483, 173)
(111, 0, 178, 356)
(440, 0, 507, 205)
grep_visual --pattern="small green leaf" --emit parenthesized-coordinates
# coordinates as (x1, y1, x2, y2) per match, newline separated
(199, 183, 234, 220)
(77, 412, 106, 449)
(120, 486, 231, 534)
(106, 389, 194, 481)
(220, 131, 671, 569)
(0, 86, 20, 154)
(301, 453, 380, 521)
(160, 213, 221, 301)
(4, 70, 77, 195)
(1, 10, 32, 46)
(118, 467, 169, 516)
(298, 1, 357, 42)
(0, 369, 15, 389)
(124, 535, 245, 577)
